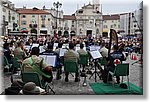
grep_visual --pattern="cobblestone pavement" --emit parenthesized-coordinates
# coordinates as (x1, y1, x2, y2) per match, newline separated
(1, 54, 143, 95)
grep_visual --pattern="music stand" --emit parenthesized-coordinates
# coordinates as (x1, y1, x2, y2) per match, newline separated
(89, 51, 102, 82)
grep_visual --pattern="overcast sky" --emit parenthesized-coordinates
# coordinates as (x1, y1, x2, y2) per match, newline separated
(10, 0, 143, 15)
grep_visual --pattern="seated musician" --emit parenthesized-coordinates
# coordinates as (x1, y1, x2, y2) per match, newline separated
(22, 47, 53, 82)
(64, 43, 79, 82)
(104, 45, 126, 84)
(77, 43, 87, 55)
(40, 43, 61, 80)
(99, 41, 108, 58)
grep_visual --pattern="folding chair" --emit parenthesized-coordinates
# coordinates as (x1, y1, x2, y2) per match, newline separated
(21, 72, 55, 94)
(107, 63, 130, 90)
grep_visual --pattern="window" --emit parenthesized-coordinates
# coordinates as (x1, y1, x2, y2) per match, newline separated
(103, 25, 107, 28)
(78, 10, 83, 13)
(114, 24, 116, 27)
(72, 21, 74, 24)
(72, 25, 74, 27)
(32, 15, 35, 18)
(21, 21, 26, 25)
(41, 24, 46, 28)
(22, 15, 26, 18)
(110, 25, 113, 28)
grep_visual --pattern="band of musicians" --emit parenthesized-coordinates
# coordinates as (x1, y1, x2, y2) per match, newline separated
(2, 29, 142, 95)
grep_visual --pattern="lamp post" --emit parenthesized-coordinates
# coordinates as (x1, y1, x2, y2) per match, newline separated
(53, 1, 62, 31)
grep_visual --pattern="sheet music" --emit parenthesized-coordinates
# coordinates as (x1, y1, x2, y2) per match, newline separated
(53, 43, 58, 51)
(45, 55, 57, 67)
(24, 45, 31, 52)
(39, 55, 57, 67)
(90, 51, 102, 59)
(89, 45, 100, 51)
(31, 43, 39, 49)
(75, 46, 86, 52)
(59, 48, 67, 57)
(39, 55, 46, 61)
(89, 46, 96, 51)
(39, 46, 45, 53)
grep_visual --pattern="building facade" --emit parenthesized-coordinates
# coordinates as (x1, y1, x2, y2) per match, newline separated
(63, 15, 76, 37)
(17, 7, 53, 35)
(102, 14, 120, 37)
(120, 1, 143, 36)
(75, 0, 103, 37)
(1, 0, 19, 36)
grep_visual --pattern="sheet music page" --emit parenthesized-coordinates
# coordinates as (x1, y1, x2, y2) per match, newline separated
(39, 46, 45, 53)
(59, 48, 67, 57)
(31, 43, 39, 49)
(90, 45, 96, 51)
(90, 51, 102, 59)
(45, 55, 56, 67)
(75, 46, 80, 52)
(95, 46, 101, 51)
(39, 55, 46, 61)
(24, 45, 31, 52)
(53, 43, 58, 51)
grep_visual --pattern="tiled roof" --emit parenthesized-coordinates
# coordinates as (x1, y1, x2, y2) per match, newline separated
(63, 15, 76, 20)
(17, 8, 49, 14)
(103, 14, 120, 20)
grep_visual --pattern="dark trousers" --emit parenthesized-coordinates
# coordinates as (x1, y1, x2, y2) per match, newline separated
(65, 72, 79, 79)
(102, 66, 120, 83)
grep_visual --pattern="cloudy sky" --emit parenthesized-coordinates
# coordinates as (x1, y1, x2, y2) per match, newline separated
(10, 0, 143, 15)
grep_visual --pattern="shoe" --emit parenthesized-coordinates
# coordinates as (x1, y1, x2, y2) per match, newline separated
(65, 78, 69, 82)
(80, 73, 87, 77)
(56, 76, 61, 80)
(75, 78, 80, 82)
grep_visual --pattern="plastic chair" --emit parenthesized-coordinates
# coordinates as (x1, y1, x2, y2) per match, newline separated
(98, 57, 107, 68)
(3, 56, 12, 72)
(107, 63, 130, 89)
(12, 57, 21, 74)
(79, 54, 88, 71)
(21, 72, 55, 94)
(64, 61, 78, 73)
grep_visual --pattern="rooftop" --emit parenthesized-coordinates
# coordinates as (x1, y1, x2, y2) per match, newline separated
(103, 14, 120, 20)
(17, 8, 49, 14)
(63, 15, 76, 20)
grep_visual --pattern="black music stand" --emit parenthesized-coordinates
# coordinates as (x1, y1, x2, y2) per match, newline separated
(89, 51, 102, 82)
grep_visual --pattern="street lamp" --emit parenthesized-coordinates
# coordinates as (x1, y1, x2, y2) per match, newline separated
(53, 1, 62, 30)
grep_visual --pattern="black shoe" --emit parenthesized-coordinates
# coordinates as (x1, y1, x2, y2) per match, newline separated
(56, 76, 61, 80)
(116, 81, 120, 84)
(80, 73, 87, 77)
(75, 78, 80, 82)
(65, 78, 69, 82)
(86, 71, 92, 74)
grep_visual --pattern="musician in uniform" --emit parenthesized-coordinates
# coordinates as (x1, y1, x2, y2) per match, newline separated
(77, 43, 87, 55)
(64, 43, 79, 82)
(40, 43, 61, 80)
(22, 47, 53, 81)
(106, 45, 126, 84)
